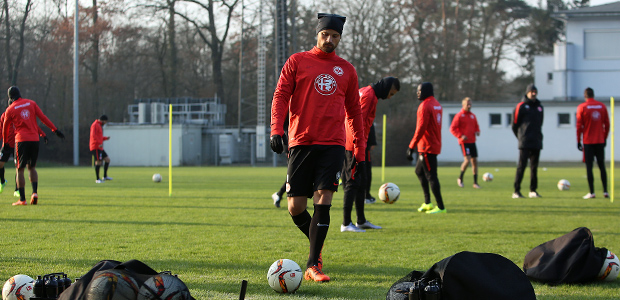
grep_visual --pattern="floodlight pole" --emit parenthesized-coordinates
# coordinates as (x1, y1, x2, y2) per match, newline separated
(73, 0, 79, 166)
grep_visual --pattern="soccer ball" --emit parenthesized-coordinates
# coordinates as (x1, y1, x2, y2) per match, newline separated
(85, 269, 140, 300)
(152, 173, 162, 183)
(482, 172, 493, 182)
(2, 275, 34, 300)
(557, 179, 570, 191)
(378, 183, 400, 204)
(267, 259, 302, 293)
(137, 274, 191, 300)
(598, 250, 620, 281)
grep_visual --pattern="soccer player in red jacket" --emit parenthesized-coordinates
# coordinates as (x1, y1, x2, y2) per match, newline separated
(576, 87, 609, 199)
(90, 115, 112, 183)
(407, 82, 446, 214)
(449, 97, 481, 189)
(2, 86, 64, 206)
(341, 77, 399, 232)
(270, 13, 366, 282)
(0, 106, 47, 197)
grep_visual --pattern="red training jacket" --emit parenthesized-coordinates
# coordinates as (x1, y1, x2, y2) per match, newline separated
(409, 96, 442, 154)
(345, 85, 376, 151)
(271, 46, 366, 161)
(449, 109, 480, 144)
(89, 119, 110, 151)
(1, 112, 47, 148)
(2, 98, 57, 143)
(576, 98, 609, 144)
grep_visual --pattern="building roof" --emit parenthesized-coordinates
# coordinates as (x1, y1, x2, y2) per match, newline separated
(553, 1, 620, 20)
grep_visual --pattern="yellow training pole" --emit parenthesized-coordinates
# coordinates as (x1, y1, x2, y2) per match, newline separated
(611, 97, 614, 203)
(382, 114, 386, 183)
(169, 104, 173, 197)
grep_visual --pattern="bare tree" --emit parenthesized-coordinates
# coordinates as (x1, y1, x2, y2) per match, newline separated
(3, 0, 32, 85)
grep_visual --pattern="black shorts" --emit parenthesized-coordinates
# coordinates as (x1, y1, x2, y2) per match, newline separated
(15, 141, 39, 169)
(460, 143, 478, 158)
(0, 145, 14, 163)
(91, 149, 108, 161)
(286, 145, 345, 198)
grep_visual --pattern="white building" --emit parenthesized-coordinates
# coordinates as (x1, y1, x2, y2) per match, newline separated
(535, 1, 620, 101)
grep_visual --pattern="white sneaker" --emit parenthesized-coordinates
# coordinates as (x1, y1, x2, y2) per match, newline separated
(457, 178, 464, 188)
(583, 193, 595, 199)
(529, 191, 541, 198)
(356, 221, 382, 230)
(340, 222, 365, 232)
(271, 192, 281, 208)
(95, 179, 104, 183)
(103, 177, 113, 181)
(365, 197, 376, 204)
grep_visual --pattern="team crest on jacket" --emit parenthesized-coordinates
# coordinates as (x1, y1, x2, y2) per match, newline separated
(20, 110, 30, 120)
(592, 111, 600, 120)
(333, 66, 343, 76)
(315, 74, 337, 95)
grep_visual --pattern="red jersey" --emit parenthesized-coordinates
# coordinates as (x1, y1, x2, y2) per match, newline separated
(0, 112, 47, 147)
(271, 46, 366, 160)
(345, 85, 376, 151)
(2, 98, 57, 143)
(449, 109, 480, 144)
(409, 96, 442, 154)
(576, 98, 609, 144)
(89, 119, 110, 151)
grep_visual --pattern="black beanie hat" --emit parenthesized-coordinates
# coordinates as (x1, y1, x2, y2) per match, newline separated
(371, 77, 400, 99)
(316, 13, 346, 35)
(7, 86, 21, 101)
(100, 115, 108, 121)
(418, 82, 434, 101)
(526, 84, 537, 94)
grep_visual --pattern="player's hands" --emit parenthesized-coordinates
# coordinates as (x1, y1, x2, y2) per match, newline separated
(270, 135, 285, 154)
(406, 148, 415, 161)
(55, 130, 65, 140)
(577, 143, 583, 151)
(461, 135, 468, 141)
(352, 161, 366, 181)
(0, 143, 8, 154)
(43, 136, 48, 144)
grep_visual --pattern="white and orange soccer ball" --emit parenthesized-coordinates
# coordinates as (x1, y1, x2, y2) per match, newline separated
(378, 183, 400, 204)
(152, 173, 162, 183)
(598, 250, 620, 281)
(482, 172, 493, 182)
(2, 275, 34, 300)
(267, 259, 302, 293)
(557, 179, 570, 191)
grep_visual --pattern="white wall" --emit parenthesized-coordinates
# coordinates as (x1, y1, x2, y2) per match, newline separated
(104, 124, 183, 166)
(439, 101, 617, 163)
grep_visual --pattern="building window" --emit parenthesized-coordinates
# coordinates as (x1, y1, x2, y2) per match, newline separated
(585, 30, 620, 59)
(490, 113, 501, 127)
(449, 113, 456, 124)
(506, 113, 512, 127)
(547, 73, 553, 81)
(558, 113, 570, 127)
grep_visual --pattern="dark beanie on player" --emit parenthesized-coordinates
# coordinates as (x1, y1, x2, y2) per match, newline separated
(526, 84, 537, 94)
(372, 77, 400, 99)
(418, 82, 434, 101)
(100, 115, 108, 121)
(316, 13, 346, 35)
(7, 86, 21, 101)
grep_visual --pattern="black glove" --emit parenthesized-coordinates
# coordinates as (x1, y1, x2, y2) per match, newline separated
(604, 140, 607, 148)
(270, 135, 284, 154)
(406, 148, 415, 161)
(577, 143, 583, 151)
(55, 130, 65, 140)
(0, 143, 8, 154)
(43, 136, 48, 144)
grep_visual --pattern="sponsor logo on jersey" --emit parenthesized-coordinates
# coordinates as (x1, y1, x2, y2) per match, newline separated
(333, 66, 344, 76)
(314, 74, 337, 95)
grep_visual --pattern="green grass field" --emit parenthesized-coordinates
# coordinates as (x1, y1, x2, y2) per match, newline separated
(0, 165, 619, 299)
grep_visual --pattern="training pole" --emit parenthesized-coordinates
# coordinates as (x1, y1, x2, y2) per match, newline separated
(382, 114, 386, 182)
(611, 97, 615, 203)
(169, 104, 173, 197)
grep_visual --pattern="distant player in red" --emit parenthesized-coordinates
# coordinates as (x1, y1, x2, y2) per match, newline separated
(576, 87, 609, 199)
(2, 86, 65, 206)
(341, 77, 399, 232)
(270, 13, 366, 282)
(0, 104, 47, 197)
(90, 115, 112, 183)
(450, 97, 481, 189)
(407, 82, 445, 214)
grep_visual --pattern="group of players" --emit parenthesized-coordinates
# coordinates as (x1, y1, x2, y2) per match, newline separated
(267, 13, 611, 283)
(2, 86, 114, 206)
